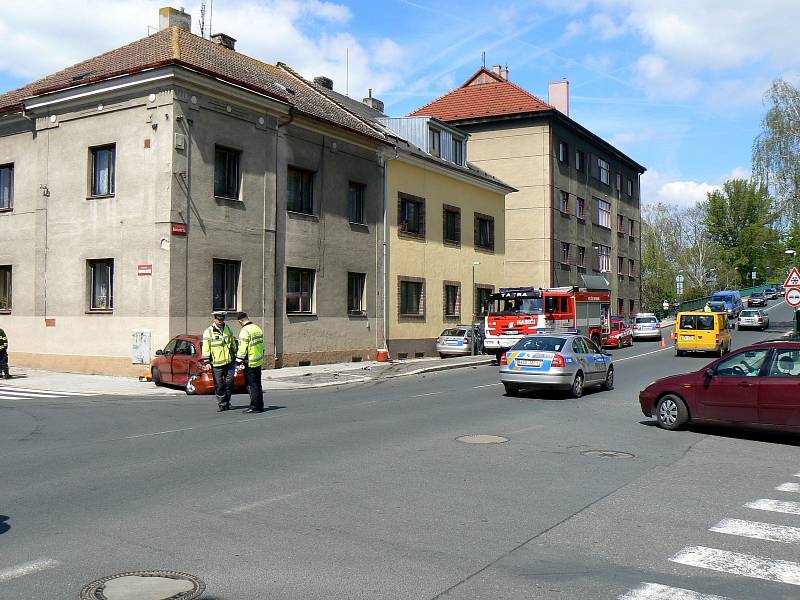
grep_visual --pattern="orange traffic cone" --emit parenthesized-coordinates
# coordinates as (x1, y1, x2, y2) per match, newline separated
(660, 337, 667, 349)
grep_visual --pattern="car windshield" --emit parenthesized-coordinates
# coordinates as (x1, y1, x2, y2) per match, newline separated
(740, 310, 759, 317)
(680, 315, 715, 330)
(712, 293, 734, 303)
(751, 292, 763, 298)
(495, 297, 543, 314)
(709, 302, 726, 311)
(635, 316, 657, 324)
(512, 336, 566, 352)
(441, 328, 467, 337)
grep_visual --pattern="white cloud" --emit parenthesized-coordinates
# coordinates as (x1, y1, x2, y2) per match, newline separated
(0, 0, 404, 99)
(642, 169, 724, 209)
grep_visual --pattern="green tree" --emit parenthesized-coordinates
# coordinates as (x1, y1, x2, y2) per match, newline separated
(753, 79, 800, 224)
(703, 179, 780, 285)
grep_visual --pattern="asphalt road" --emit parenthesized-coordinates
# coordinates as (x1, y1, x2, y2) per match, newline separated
(0, 301, 798, 599)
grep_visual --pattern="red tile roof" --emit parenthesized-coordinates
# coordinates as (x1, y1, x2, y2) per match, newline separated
(409, 67, 552, 122)
(0, 27, 385, 141)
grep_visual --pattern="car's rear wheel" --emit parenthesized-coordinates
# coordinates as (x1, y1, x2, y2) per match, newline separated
(503, 383, 519, 396)
(571, 371, 584, 398)
(656, 394, 689, 430)
(151, 367, 163, 387)
(676, 349, 685, 357)
(602, 366, 614, 391)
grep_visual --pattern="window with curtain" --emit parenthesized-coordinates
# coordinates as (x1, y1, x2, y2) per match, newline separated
(212, 259, 240, 312)
(90, 145, 115, 196)
(287, 267, 315, 313)
(287, 167, 314, 214)
(0, 164, 13, 210)
(214, 146, 241, 199)
(88, 259, 114, 310)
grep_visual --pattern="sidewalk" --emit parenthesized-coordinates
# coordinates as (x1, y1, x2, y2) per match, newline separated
(1, 354, 495, 396)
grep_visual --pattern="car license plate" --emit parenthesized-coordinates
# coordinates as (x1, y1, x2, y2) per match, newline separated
(516, 359, 542, 367)
(681, 335, 694, 341)
(505, 330, 518, 335)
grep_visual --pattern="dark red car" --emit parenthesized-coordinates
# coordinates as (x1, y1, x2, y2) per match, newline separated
(639, 340, 800, 432)
(603, 317, 633, 349)
(150, 335, 245, 395)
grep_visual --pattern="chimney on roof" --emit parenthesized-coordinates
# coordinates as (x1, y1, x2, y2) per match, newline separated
(211, 33, 236, 50)
(500, 65, 509, 81)
(548, 79, 569, 116)
(159, 6, 191, 32)
(362, 89, 385, 113)
(492, 64, 502, 76)
(314, 76, 334, 90)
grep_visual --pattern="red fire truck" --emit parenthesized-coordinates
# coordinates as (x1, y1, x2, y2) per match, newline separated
(482, 286, 612, 358)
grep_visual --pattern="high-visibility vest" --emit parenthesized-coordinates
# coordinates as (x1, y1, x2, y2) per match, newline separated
(236, 322, 265, 367)
(0, 329, 7, 352)
(201, 324, 237, 367)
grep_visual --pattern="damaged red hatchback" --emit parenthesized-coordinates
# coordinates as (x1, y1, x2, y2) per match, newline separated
(150, 335, 246, 395)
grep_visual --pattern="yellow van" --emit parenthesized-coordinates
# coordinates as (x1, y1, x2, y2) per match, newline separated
(673, 311, 732, 357)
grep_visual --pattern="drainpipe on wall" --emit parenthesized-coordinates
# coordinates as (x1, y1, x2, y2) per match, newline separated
(272, 108, 295, 367)
(381, 144, 399, 354)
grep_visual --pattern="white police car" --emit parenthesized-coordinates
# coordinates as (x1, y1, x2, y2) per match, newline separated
(499, 333, 614, 398)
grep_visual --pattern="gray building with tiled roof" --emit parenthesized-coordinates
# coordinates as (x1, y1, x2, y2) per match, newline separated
(0, 6, 392, 374)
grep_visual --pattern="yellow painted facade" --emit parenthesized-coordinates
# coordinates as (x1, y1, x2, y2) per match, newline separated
(386, 155, 508, 356)
(463, 122, 552, 286)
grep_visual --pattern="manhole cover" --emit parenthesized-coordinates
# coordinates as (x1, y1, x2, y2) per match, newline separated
(80, 570, 205, 600)
(456, 434, 509, 444)
(581, 449, 635, 458)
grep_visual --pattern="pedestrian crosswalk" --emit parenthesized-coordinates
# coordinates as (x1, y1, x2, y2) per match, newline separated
(0, 385, 96, 400)
(619, 469, 800, 599)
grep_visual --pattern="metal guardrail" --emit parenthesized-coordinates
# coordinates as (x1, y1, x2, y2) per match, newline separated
(647, 282, 785, 316)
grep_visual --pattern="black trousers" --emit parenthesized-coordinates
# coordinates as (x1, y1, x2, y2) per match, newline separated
(244, 366, 263, 411)
(211, 363, 235, 406)
(0, 350, 8, 376)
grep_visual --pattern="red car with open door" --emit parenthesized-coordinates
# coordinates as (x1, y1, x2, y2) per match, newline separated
(150, 335, 246, 395)
(639, 340, 800, 432)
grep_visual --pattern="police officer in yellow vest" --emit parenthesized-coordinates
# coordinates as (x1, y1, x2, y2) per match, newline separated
(235, 312, 265, 413)
(202, 311, 238, 411)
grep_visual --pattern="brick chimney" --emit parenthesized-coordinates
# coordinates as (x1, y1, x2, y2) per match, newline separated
(211, 33, 236, 50)
(159, 6, 191, 32)
(314, 76, 334, 90)
(500, 66, 509, 81)
(362, 89, 384, 113)
(492, 64, 502, 76)
(548, 79, 569, 116)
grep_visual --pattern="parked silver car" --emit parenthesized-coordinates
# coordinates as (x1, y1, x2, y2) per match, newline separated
(738, 309, 769, 330)
(435, 326, 475, 357)
(499, 334, 614, 398)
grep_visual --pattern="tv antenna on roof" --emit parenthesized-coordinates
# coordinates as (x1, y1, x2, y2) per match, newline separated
(482, 51, 486, 69)
(199, 1, 206, 37)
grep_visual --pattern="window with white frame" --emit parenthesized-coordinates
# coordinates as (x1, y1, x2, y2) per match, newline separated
(452, 139, 464, 165)
(429, 128, 441, 158)
(559, 190, 569, 213)
(577, 197, 586, 219)
(213, 259, 240, 312)
(0, 164, 13, 210)
(577, 246, 586, 267)
(444, 283, 461, 319)
(90, 145, 115, 197)
(558, 141, 569, 164)
(596, 245, 611, 273)
(627, 178, 633, 196)
(561, 242, 570, 264)
(88, 259, 114, 310)
(0, 266, 10, 311)
(617, 256, 624, 275)
(287, 267, 315, 313)
(576, 150, 584, 172)
(598, 158, 610, 185)
(597, 198, 611, 228)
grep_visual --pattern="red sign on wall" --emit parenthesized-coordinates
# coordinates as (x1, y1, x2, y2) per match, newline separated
(138, 264, 153, 276)
(171, 223, 187, 236)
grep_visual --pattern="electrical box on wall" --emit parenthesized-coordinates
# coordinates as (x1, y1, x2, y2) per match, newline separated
(174, 133, 186, 150)
(131, 329, 152, 364)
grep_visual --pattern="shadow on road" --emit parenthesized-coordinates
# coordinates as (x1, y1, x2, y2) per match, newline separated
(638, 419, 800, 446)
(0, 515, 9, 535)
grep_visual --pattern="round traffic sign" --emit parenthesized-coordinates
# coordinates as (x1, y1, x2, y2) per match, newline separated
(787, 287, 800, 307)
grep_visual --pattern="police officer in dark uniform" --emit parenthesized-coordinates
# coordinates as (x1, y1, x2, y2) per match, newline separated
(0, 327, 9, 379)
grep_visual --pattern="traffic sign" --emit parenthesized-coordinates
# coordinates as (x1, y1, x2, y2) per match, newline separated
(787, 287, 800, 307)
(785, 267, 800, 288)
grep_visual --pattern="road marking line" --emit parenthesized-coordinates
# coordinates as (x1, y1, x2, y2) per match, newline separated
(746, 498, 800, 515)
(224, 488, 315, 514)
(615, 347, 672, 362)
(410, 391, 445, 398)
(0, 392, 67, 400)
(0, 558, 60, 582)
(619, 582, 732, 599)
(710, 518, 800, 544)
(473, 383, 502, 389)
(123, 427, 195, 439)
(671, 545, 800, 585)
(0, 386, 92, 396)
(776, 482, 800, 493)
(765, 300, 788, 312)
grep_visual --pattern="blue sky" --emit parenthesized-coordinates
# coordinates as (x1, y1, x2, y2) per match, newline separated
(2, 0, 798, 206)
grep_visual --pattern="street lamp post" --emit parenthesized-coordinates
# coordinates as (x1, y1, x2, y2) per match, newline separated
(787, 249, 797, 267)
(472, 261, 480, 356)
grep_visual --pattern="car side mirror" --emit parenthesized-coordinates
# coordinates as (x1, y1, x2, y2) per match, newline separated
(155, 349, 163, 356)
(705, 368, 714, 378)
